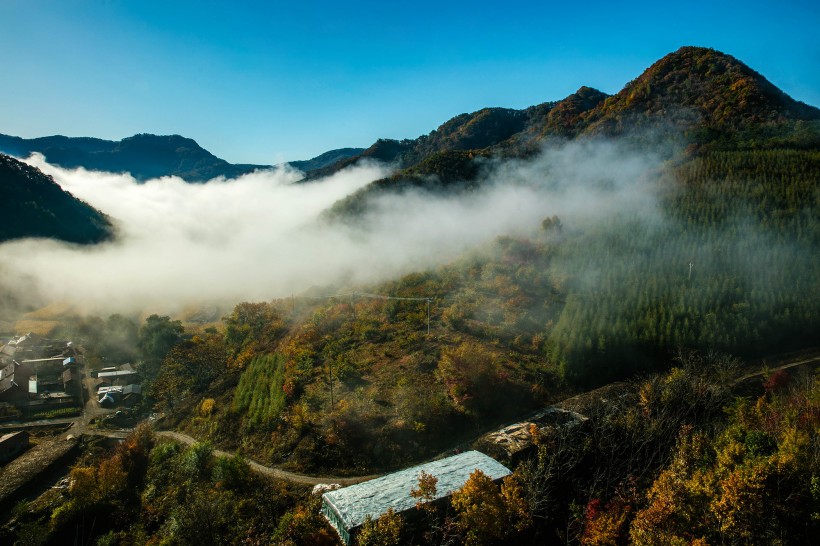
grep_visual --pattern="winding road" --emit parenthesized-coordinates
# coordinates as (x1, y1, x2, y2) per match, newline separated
(153, 430, 379, 486)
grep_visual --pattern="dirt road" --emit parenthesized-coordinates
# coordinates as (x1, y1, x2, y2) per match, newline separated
(734, 353, 820, 384)
(152, 430, 378, 486)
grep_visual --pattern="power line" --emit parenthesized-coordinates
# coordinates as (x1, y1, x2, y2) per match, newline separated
(291, 290, 434, 335)
(355, 291, 432, 302)
(294, 290, 432, 303)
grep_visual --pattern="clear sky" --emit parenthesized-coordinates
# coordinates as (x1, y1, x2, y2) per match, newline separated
(1, 0, 818, 164)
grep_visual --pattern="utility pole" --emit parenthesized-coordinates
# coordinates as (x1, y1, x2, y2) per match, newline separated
(328, 358, 334, 412)
(688, 262, 693, 281)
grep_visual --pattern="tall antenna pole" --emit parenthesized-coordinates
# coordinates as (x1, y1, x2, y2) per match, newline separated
(329, 358, 334, 412)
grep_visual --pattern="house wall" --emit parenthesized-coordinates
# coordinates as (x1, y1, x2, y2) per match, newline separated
(0, 384, 28, 403)
(0, 431, 30, 463)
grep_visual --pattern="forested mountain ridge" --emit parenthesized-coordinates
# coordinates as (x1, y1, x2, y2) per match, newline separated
(323, 47, 820, 220)
(0, 153, 113, 244)
(287, 147, 364, 172)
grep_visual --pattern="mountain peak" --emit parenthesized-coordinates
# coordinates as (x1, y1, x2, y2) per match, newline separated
(122, 133, 202, 148)
(584, 46, 820, 132)
(547, 87, 609, 129)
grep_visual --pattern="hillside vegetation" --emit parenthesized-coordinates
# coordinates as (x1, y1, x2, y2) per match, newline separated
(6, 360, 817, 545)
(0, 153, 112, 244)
(147, 141, 818, 475)
(118, 48, 820, 475)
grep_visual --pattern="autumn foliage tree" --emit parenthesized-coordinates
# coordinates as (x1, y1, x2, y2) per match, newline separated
(436, 342, 504, 416)
(448, 470, 531, 546)
(150, 333, 226, 408)
(224, 301, 288, 368)
(631, 375, 820, 545)
(357, 508, 404, 546)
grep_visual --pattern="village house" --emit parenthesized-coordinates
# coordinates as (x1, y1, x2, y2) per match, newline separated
(0, 334, 82, 415)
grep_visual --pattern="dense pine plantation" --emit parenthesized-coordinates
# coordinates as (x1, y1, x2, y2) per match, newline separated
(233, 354, 287, 430)
(549, 149, 820, 385)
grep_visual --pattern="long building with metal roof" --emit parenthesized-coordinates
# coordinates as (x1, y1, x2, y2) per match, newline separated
(321, 450, 510, 544)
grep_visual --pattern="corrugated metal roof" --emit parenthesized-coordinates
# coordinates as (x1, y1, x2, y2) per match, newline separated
(322, 450, 510, 532)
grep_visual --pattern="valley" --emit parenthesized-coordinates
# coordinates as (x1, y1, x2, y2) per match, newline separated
(0, 45, 818, 544)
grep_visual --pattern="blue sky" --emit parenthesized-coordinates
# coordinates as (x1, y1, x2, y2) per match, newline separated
(1, 0, 818, 164)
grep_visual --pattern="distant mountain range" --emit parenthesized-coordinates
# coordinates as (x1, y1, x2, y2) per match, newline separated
(0, 133, 363, 183)
(2, 46, 818, 244)
(0, 153, 112, 244)
(0, 133, 262, 182)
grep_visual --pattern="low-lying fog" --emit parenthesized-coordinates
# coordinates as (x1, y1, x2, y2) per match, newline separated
(0, 141, 662, 316)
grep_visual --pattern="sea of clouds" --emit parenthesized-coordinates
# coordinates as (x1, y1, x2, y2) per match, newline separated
(0, 141, 662, 316)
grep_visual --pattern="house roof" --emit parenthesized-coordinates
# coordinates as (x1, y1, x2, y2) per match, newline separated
(97, 370, 138, 378)
(123, 384, 142, 396)
(0, 430, 28, 444)
(97, 386, 124, 395)
(322, 450, 510, 532)
(0, 361, 15, 380)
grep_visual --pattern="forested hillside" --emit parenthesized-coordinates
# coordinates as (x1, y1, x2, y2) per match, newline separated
(549, 148, 819, 385)
(139, 138, 817, 476)
(4, 46, 810, 478)
(0, 153, 112, 244)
